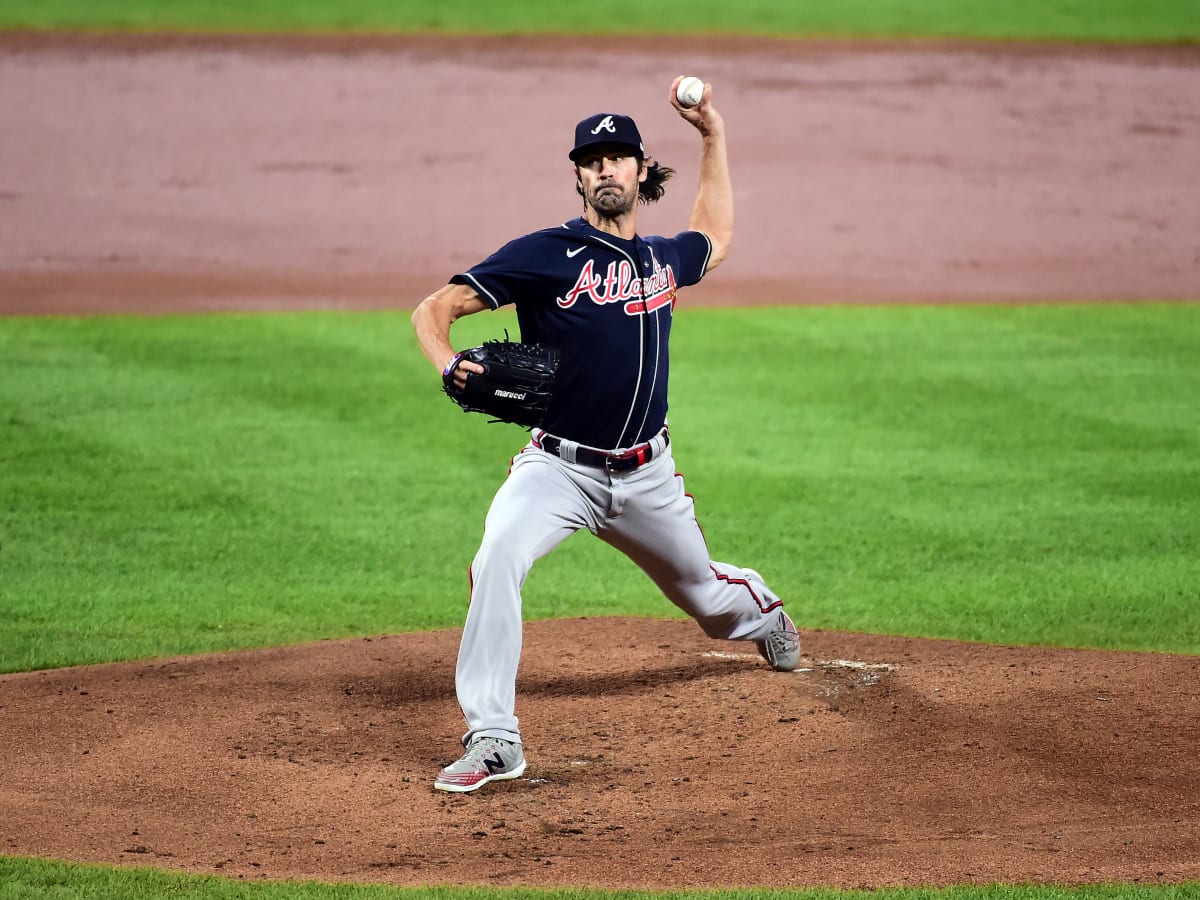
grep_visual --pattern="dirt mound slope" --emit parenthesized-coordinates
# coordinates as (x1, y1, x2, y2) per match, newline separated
(2, 617, 1197, 888)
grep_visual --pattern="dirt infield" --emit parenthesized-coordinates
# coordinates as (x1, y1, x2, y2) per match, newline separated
(1, 34, 1198, 314)
(1, 34, 1199, 889)
(3, 621, 1199, 888)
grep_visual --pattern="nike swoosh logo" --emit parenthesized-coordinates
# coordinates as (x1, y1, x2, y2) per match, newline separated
(566, 246, 586, 258)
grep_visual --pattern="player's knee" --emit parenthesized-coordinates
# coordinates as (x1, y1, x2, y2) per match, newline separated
(471, 540, 534, 586)
(693, 609, 741, 640)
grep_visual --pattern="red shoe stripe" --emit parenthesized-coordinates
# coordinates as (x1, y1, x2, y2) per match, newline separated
(438, 771, 486, 786)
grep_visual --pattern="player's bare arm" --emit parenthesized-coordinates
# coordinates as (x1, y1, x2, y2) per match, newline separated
(669, 77, 733, 270)
(411, 282, 489, 388)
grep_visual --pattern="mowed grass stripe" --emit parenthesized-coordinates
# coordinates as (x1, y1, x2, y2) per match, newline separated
(2, 0, 1199, 41)
(1, 855, 1199, 898)
(1, 303, 1197, 674)
(668, 304, 1199, 651)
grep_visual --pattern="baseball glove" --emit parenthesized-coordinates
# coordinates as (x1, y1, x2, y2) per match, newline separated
(442, 336, 560, 429)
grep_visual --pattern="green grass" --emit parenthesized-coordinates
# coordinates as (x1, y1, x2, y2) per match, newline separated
(670, 304, 1200, 653)
(2, 304, 1198, 674)
(1, 0, 1199, 41)
(4, 6, 1198, 900)
(1, 856, 1198, 899)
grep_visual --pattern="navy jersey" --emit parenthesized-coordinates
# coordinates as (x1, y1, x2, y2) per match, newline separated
(451, 217, 712, 449)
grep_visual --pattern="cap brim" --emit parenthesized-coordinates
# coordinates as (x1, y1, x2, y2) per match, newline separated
(568, 140, 644, 162)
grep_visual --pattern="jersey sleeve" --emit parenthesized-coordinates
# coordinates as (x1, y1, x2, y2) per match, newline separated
(667, 230, 713, 288)
(449, 234, 545, 309)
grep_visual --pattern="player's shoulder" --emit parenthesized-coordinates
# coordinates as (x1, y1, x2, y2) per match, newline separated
(478, 222, 578, 264)
(643, 229, 712, 254)
(645, 228, 709, 244)
(494, 221, 583, 253)
(530, 219, 589, 243)
(642, 230, 713, 283)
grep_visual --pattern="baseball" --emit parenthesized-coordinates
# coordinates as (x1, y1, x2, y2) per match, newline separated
(675, 76, 704, 108)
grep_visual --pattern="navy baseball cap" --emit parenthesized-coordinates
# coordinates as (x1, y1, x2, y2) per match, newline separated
(568, 113, 645, 162)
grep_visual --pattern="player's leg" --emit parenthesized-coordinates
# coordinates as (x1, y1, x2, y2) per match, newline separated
(599, 452, 798, 665)
(455, 449, 599, 745)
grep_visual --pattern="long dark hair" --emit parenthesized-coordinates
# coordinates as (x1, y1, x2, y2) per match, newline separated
(575, 157, 676, 206)
(638, 159, 674, 204)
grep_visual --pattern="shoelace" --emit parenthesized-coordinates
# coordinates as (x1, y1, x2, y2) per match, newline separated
(462, 738, 507, 765)
(765, 614, 799, 649)
(765, 629, 798, 654)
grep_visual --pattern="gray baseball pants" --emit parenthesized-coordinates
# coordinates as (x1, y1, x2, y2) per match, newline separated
(455, 429, 785, 746)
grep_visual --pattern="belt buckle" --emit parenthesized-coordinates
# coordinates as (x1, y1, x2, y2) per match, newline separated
(607, 444, 648, 472)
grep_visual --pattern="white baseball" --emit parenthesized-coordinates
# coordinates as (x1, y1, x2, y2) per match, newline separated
(675, 76, 704, 108)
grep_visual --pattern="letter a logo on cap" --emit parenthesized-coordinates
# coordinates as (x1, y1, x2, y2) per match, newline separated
(569, 113, 645, 161)
(590, 115, 618, 135)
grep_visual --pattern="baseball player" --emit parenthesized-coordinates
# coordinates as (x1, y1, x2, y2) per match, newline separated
(412, 78, 800, 793)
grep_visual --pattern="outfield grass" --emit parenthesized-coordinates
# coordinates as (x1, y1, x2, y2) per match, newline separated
(2, 304, 1197, 674)
(1, 0, 1199, 41)
(1, 856, 1198, 900)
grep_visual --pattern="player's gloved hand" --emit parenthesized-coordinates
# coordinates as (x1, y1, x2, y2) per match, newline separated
(442, 336, 560, 429)
(443, 355, 484, 391)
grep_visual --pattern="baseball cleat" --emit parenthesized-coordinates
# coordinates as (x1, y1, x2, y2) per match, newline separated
(434, 736, 526, 793)
(756, 609, 801, 672)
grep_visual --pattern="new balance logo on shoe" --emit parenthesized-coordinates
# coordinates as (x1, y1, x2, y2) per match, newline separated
(483, 752, 505, 774)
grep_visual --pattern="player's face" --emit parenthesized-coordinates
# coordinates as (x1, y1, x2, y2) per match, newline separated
(575, 147, 647, 218)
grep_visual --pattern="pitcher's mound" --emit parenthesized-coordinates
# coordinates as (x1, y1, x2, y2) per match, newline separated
(2, 617, 1198, 888)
